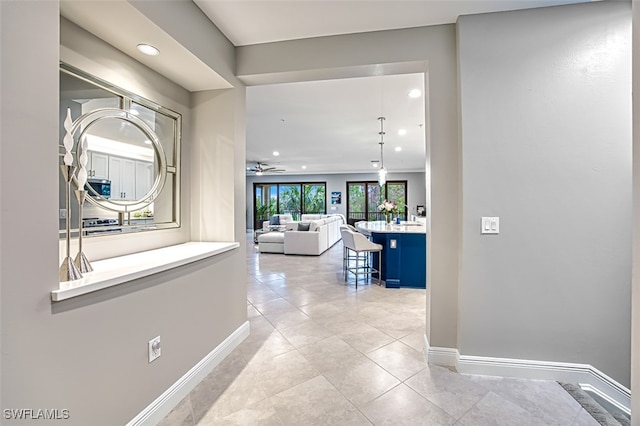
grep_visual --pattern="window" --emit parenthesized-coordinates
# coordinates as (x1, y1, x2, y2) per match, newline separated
(303, 184, 326, 214)
(346, 181, 407, 225)
(279, 184, 301, 216)
(253, 182, 326, 228)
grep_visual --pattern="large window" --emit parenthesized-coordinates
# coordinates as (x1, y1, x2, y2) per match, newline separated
(253, 182, 326, 229)
(346, 181, 407, 225)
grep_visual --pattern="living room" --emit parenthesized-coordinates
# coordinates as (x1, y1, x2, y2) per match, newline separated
(244, 73, 428, 230)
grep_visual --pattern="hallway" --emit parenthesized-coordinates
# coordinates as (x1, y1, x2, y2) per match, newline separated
(160, 235, 597, 425)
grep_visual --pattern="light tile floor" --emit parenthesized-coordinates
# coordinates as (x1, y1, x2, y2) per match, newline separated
(159, 233, 598, 426)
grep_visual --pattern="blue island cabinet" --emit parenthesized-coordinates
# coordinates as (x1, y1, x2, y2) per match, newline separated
(372, 232, 426, 289)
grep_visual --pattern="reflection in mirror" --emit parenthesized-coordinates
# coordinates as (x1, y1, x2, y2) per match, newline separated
(59, 63, 181, 237)
(75, 110, 165, 208)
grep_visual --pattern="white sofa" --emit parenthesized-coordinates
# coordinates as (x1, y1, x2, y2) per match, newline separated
(282, 214, 345, 255)
(257, 232, 285, 253)
(261, 214, 293, 230)
(258, 214, 345, 255)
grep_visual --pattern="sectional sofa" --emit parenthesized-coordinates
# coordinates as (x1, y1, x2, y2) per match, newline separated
(258, 214, 345, 255)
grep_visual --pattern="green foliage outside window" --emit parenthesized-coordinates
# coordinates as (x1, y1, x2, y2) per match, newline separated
(279, 185, 301, 219)
(303, 184, 325, 213)
(255, 198, 275, 220)
(346, 181, 407, 223)
(386, 183, 407, 214)
(253, 182, 327, 224)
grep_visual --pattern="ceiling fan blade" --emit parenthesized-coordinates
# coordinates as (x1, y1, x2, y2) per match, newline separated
(246, 161, 286, 174)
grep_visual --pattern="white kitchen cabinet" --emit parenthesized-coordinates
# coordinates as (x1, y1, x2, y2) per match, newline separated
(135, 161, 154, 199)
(109, 156, 136, 200)
(88, 151, 109, 179)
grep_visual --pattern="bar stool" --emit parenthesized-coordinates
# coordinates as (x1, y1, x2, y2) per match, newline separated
(340, 228, 383, 288)
(340, 225, 359, 278)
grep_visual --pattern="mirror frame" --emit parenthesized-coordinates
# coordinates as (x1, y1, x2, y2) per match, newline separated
(60, 62, 182, 235)
(72, 108, 167, 212)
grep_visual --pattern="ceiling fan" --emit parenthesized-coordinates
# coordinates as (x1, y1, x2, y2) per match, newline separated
(247, 162, 285, 175)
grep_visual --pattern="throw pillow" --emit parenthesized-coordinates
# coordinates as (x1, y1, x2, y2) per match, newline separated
(297, 222, 310, 231)
(269, 216, 280, 226)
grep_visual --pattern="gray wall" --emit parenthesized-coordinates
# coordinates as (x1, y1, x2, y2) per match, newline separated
(246, 171, 427, 229)
(1, 3, 247, 425)
(457, 2, 632, 386)
(632, 1, 640, 420)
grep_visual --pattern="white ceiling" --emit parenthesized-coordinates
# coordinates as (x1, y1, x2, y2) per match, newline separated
(60, 0, 231, 92)
(60, 0, 593, 176)
(194, 0, 590, 47)
(246, 74, 426, 175)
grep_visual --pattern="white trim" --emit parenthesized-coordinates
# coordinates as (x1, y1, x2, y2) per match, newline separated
(424, 334, 460, 367)
(423, 333, 429, 355)
(421, 337, 631, 415)
(457, 355, 631, 416)
(579, 384, 630, 416)
(126, 321, 250, 426)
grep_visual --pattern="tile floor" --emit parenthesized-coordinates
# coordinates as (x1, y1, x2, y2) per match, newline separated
(159, 233, 598, 425)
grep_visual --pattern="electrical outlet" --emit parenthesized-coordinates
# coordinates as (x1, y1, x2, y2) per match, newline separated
(59, 209, 67, 219)
(148, 336, 161, 363)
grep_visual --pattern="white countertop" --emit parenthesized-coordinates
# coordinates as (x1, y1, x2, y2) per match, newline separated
(52, 241, 239, 301)
(355, 220, 427, 236)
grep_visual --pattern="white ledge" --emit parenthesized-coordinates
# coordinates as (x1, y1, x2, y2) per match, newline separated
(52, 242, 239, 302)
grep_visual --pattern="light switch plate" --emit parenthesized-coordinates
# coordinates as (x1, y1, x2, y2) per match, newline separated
(481, 217, 499, 234)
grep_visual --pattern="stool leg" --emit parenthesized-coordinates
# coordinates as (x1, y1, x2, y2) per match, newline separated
(367, 252, 371, 283)
(355, 251, 359, 289)
(378, 250, 382, 286)
(343, 247, 347, 281)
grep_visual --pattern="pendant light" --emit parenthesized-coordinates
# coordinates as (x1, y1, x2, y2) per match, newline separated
(378, 116, 387, 186)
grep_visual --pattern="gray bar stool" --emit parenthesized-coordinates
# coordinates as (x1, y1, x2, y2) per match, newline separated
(340, 227, 383, 288)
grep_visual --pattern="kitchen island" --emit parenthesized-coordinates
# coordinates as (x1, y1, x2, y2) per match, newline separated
(355, 221, 426, 289)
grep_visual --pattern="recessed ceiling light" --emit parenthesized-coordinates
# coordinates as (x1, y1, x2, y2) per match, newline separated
(272, 151, 280, 156)
(144, 140, 152, 145)
(301, 165, 307, 169)
(371, 161, 379, 168)
(398, 129, 407, 136)
(408, 89, 421, 98)
(395, 146, 402, 152)
(137, 43, 160, 56)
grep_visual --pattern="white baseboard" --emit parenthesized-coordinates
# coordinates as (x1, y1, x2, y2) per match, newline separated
(423, 334, 460, 367)
(126, 321, 250, 426)
(422, 335, 631, 415)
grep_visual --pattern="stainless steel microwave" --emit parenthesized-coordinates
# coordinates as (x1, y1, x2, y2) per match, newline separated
(86, 178, 111, 198)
